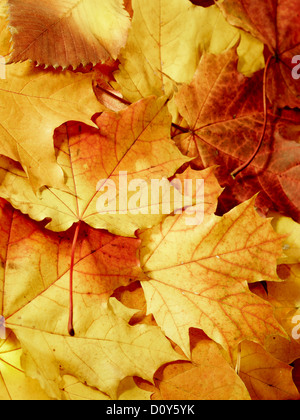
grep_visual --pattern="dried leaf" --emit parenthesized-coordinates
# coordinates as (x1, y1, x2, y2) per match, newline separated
(114, 0, 264, 103)
(0, 200, 179, 399)
(151, 330, 251, 400)
(0, 197, 143, 321)
(139, 196, 285, 357)
(7, 0, 130, 68)
(239, 341, 299, 400)
(217, 0, 300, 108)
(0, 61, 102, 190)
(0, 96, 189, 236)
(1, 0, 299, 401)
(0, 330, 51, 400)
(175, 47, 300, 221)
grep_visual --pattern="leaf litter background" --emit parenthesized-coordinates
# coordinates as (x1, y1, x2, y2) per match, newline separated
(0, 0, 300, 400)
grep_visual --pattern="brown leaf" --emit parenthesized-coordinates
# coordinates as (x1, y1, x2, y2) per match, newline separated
(175, 47, 300, 221)
(217, 0, 300, 108)
(7, 0, 131, 68)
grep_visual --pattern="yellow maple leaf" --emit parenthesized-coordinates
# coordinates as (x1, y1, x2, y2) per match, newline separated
(262, 264, 300, 364)
(61, 375, 152, 400)
(0, 330, 51, 400)
(0, 61, 103, 191)
(0, 96, 189, 236)
(114, 0, 264, 103)
(0, 330, 151, 400)
(7, 297, 179, 399)
(139, 197, 286, 357)
(0, 198, 179, 399)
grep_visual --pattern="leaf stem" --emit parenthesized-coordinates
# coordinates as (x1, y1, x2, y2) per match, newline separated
(230, 55, 273, 179)
(235, 342, 242, 375)
(68, 221, 81, 336)
(171, 122, 190, 134)
(95, 84, 131, 106)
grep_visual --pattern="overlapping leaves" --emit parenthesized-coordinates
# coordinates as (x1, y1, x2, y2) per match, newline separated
(0, 0, 300, 401)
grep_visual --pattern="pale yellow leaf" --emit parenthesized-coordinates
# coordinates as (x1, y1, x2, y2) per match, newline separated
(0, 61, 103, 190)
(114, 0, 264, 103)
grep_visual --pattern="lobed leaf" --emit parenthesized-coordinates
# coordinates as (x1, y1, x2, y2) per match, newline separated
(0, 96, 189, 236)
(151, 330, 251, 400)
(114, 0, 264, 103)
(239, 341, 299, 400)
(0, 330, 51, 400)
(139, 197, 286, 357)
(0, 198, 179, 399)
(175, 47, 300, 222)
(216, 0, 300, 108)
(0, 61, 103, 190)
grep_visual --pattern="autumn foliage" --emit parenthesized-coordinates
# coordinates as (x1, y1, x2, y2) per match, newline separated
(0, 0, 300, 401)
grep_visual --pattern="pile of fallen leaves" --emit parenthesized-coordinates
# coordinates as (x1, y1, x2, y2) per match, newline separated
(0, 0, 300, 401)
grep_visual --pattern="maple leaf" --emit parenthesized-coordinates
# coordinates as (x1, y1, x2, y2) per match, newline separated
(0, 60, 103, 190)
(7, 296, 179, 399)
(139, 196, 286, 357)
(174, 47, 300, 222)
(0, 197, 144, 320)
(216, 0, 300, 108)
(248, 278, 300, 368)
(0, 330, 152, 400)
(7, 0, 130, 69)
(0, 330, 51, 400)
(0, 96, 189, 236)
(239, 340, 299, 400)
(1, 0, 300, 401)
(0, 198, 179, 399)
(61, 375, 152, 400)
(113, 0, 264, 104)
(151, 330, 251, 400)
